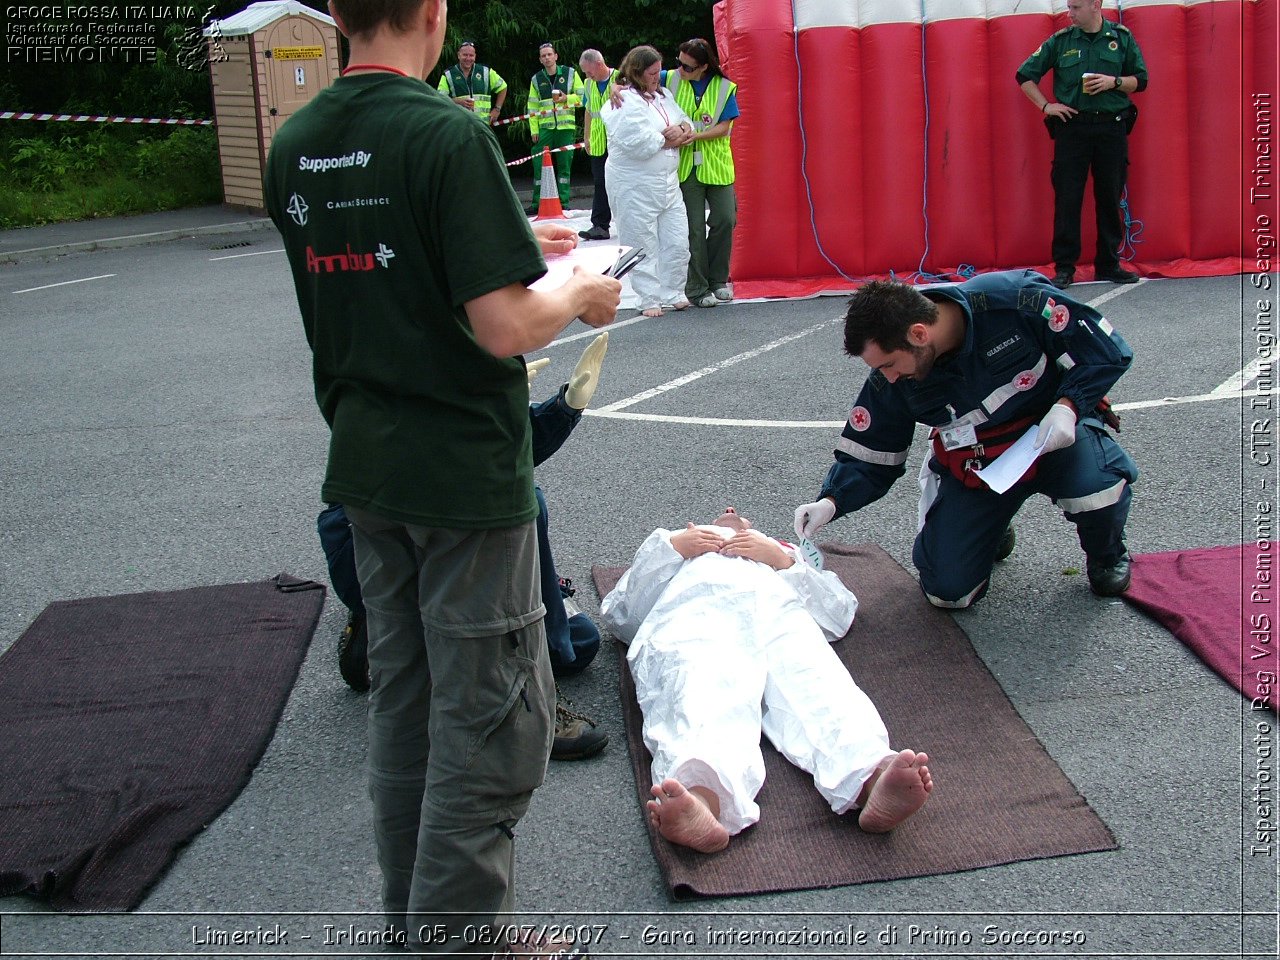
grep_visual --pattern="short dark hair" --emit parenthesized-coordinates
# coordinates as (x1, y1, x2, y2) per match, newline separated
(679, 38, 726, 79)
(843, 281, 939, 356)
(330, 0, 424, 39)
(618, 45, 662, 90)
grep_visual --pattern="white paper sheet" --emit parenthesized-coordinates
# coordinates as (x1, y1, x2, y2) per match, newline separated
(529, 244, 630, 291)
(972, 425, 1051, 494)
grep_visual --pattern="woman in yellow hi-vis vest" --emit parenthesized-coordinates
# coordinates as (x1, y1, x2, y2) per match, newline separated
(667, 39, 739, 308)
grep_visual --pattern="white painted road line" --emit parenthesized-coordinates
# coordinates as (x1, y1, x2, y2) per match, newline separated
(1212, 358, 1268, 397)
(1114, 387, 1280, 412)
(13, 274, 115, 294)
(1085, 277, 1148, 309)
(548, 312, 653, 347)
(596, 318, 839, 413)
(209, 248, 284, 262)
(588, 387, 1275, 427)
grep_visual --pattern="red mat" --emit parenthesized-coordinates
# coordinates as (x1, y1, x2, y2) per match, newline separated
(1124, 545, 1277, 712)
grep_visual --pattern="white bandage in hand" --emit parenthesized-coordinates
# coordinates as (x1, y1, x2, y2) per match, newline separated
(794, 498, 836, 539)
(1035, 402, 1078, 454)
(565, 332, 609, 410)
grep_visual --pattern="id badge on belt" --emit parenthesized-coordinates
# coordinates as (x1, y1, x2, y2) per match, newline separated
(938, 419, 977, 451)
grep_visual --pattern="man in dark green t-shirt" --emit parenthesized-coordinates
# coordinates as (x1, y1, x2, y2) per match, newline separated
(1017, 0, 1148, 289)
(263, 0, 620, 949)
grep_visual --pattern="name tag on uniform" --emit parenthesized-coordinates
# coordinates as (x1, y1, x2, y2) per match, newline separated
(693, 151, 703, 166)
(938, 421, 978, 450)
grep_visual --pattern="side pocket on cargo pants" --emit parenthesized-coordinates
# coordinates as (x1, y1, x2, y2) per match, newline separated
(464, 622, 554, 798)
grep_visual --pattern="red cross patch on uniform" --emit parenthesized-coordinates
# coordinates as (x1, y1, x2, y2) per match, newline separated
(1047, 300, 1070, 333)
(849, 406, 871, 431)
(1014, 370, 1039, 391)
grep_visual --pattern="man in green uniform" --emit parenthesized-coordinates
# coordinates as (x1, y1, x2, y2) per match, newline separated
(437, 39, 507, 125)
(528, 41, 584, 211)
(1017, 0, 1148, 289)
(577, 48, 617, 240)
(262, 0, 620, 950)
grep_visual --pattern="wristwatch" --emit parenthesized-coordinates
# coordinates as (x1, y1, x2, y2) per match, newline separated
(1113, 76, 1122, 91)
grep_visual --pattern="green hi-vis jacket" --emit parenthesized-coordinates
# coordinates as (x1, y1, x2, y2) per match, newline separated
(666, 72, 737, 184)
(582, 69, 619, 156)
(438, 63, 507, 117)
(528, 65, 584, 137)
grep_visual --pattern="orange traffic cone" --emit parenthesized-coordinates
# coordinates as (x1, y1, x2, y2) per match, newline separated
(534, 147, 564, 220)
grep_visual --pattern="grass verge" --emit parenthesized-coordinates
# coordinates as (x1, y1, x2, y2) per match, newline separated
(0, 126, 223, 230)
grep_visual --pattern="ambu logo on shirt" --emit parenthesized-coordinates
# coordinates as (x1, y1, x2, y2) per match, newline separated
(306, 243, 396, 273)
(849, 406, 871, 431)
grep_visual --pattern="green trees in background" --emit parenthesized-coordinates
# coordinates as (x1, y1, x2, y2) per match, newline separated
(0, 0, 717, 225)
(4, 0, 717, 120)
(438, 0, 717, 163)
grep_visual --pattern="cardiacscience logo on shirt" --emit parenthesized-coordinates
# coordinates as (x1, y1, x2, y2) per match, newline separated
(298, 151, 373, 173)
(306, 243, 396, 273)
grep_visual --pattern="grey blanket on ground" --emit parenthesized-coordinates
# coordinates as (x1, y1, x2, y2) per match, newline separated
(0, 574, 324, 911)
(592, 543, 1117, 899)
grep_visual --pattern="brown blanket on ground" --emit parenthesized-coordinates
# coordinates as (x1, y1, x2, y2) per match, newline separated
(0, 574, 324, 911)
(593, 543, 1117, 899)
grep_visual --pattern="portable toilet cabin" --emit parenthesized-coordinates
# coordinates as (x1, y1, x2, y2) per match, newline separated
(204, 0, 341, 210)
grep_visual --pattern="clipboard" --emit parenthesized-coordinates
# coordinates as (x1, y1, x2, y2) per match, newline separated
(606, 246, 646, 280)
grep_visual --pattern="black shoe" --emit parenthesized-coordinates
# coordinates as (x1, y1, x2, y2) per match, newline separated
(1097, 265, 1139, 284)
(1087, 553, 1132, 596)
(995, 525, 1016, 562)
(337, 610, 370, 692)
(577, 226, 610, 241)
(551, 689, 608, 760)
(1050, 268, 1073, 290)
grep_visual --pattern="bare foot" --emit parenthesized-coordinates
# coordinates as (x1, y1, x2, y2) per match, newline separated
(641, 306, 664, 318)
(857, 750, 933, 833)
(647, 778, 730, 853)
(672, 299, 691, 311)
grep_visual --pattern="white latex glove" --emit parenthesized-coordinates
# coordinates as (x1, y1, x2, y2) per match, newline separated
(794, 498, 837, 540)
(526, 357, 551, 389)
(564, 332, 609, 410)
(1035, 402, 1078, 454)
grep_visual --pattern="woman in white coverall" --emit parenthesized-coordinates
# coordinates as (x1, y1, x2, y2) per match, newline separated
(601, 508, 933, 853)
(600, 45, 693, 317)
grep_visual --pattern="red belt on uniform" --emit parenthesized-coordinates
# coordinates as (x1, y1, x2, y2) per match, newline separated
(930, 415, 1041, 490)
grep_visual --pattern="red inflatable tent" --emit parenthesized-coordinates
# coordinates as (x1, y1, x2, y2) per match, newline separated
(714, 0, 1278, 298)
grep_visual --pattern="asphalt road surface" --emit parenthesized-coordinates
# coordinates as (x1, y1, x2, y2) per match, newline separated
(0, 218, 1275, 959)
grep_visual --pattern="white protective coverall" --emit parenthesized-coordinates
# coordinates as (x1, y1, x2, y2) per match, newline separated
(599, 87, 691, 310)
(601, 526, 892, 834)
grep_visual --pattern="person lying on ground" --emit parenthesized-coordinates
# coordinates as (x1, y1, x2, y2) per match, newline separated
(601, 507, 933, 852)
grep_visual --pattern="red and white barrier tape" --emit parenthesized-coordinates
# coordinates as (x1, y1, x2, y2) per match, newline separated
(1, 111, 214, 126)
(490, 106, 571, 127)
(505, 141, 585, 168)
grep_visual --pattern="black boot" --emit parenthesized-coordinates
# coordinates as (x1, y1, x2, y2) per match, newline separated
(995, 525, 1016, 562)
(337, 610, 370, 692)
(1087, 553, 1132, 596)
